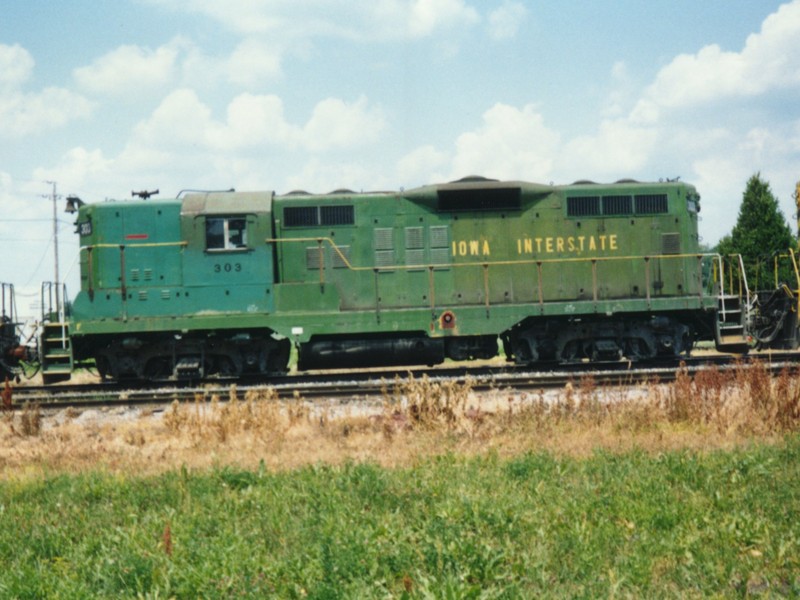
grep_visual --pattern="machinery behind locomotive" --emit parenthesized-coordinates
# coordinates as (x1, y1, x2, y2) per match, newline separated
(742, 182, 800, 352)
(0, 283, 32, 381)
(40, 177, 751, 383)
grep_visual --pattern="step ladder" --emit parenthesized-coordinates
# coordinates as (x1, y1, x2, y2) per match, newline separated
(39, 282, 73, 384)
(711, 254, 750, 354)
(40, 321, 72, 384)
(715, 294, 749, 353)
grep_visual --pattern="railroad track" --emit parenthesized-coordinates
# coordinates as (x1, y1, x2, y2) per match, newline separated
(5, 351, 799, 412)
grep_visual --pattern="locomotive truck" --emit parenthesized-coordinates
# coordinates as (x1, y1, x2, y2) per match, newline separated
(0, 283, 31, 381)
(38, 177, 751, 383)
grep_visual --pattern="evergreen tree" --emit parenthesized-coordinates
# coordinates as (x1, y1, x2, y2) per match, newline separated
(716, 173, 796, 288)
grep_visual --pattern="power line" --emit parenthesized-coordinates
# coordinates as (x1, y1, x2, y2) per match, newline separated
(0, 217, 75, 225)
(22, 236, 53, 287)
(1, 218, 53, 222)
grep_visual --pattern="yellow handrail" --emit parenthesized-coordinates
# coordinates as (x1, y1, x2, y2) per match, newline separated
(266, 236, 713, 273)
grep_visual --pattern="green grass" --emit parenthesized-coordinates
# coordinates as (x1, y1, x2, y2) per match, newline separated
(2, 438, 799, 598)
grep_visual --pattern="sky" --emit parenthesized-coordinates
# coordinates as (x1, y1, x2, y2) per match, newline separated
(1, 0, 800, 319)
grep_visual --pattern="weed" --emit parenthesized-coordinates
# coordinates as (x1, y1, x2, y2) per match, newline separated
(772, 367, 800, 431)
(163, 399, 188, 432)
(162, 522, 173, 557)
(386, 374, 474, 432)
(663, 362, 696, 422)
(4, 360, 800, 478)
(19, 402, 41, 437)
(124, 430, 145, 447)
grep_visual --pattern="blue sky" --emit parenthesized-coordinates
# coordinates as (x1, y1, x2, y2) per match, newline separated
(1, 1, 799, 318)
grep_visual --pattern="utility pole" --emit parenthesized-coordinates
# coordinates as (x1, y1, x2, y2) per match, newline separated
(44, 181, 61, 320)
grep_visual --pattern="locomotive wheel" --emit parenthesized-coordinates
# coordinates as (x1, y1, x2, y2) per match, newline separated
(95, 355, 111, 380)
(143, 357, 171, 380)
(559, 340, 580, 362)
(512, 339, 535, 364)
(266, 339, 291, 373)
(216, 356, 238, 377)
(624, 336, 656, 361)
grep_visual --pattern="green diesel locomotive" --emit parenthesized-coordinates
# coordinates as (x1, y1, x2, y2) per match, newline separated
(40, 177, 749, 382)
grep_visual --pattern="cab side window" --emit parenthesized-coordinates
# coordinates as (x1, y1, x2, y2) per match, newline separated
(206, 217, 247, 251)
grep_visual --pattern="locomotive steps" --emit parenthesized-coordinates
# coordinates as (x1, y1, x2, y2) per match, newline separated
(715, 294, 749, 353)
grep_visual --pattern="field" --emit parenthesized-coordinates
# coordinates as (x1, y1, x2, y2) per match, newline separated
(1, 362, 800, 597)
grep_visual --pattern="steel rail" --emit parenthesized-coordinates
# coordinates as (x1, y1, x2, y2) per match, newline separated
(5, 352, 800, 412)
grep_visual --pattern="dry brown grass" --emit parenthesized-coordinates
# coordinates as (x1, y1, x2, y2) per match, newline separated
(2, 361, 800, 478)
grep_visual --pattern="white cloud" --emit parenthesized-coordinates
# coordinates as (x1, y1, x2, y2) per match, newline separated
(227, 39, 283, 85)
(138, 0, 268, 36)
(160, 0, 284, 35)
(284, 158, 373, 194)
(131, 88, 213, 148)
(451, 103, 560, 180)
(137, 0, 482, 86)
(0, 43, 92, 137)
(0, 87, 93, 138)
(0, 44, 34, 88)
(691, 156, 755, 244)
(633, 0, 800, 121)
(602, 61, 635, 118)
(75, 88, 389, 198)
(78, 36, 285, 91)
(488, 1, 526, 40)
(561, 119, 658, 177)
(303, 96, 385, 151)
(395, 103, 565, 185)
(403, 0, 480, 37)
(73, 43, 181, 95)
(147, 0, 480, 40)
(221, 93, 294, 147)
(555, 0, 800, 237)
(32, 147, 113, 193)
(0, 171, 33, 222)
(396, 145, 449, 184)
(673, 121, 800, 244)
(128, 89, 384, 155)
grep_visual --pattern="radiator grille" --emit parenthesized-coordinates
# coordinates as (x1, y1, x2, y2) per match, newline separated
(567, 196, 601, 216)
(602, 195, 632, 215)
(661, 233, 680, 255)
(320, 205, 354, 226)
(305, 246, 323, 270)
(430, 226, 449, 248)
(405, 227, 424, 249)
(374, 250, 395, 268)
(284, 206, 319, 227)
(331, 245, 350, 269)
(373, 228, 394, 250)
(635, 194, 668, 214)
(405, 249, 425, 268)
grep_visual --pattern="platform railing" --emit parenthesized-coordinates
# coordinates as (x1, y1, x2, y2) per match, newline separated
(40, 281, 70, 350)
(0, 282, 17, 324)
(270, 236, 726, 312)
